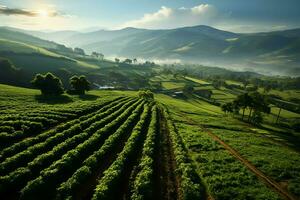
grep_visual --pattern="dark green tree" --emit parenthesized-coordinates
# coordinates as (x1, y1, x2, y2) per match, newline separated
(69, 75, 90, 95)
(248, 92, 270, 122)
(183, 84, 194, 94)
(31, 73, 64, 95)
(221, 102, 234, 114)
(251, 110, 263, 125)
(236, 93, 252, 120)
(74, 47, 85, 55)
(124, 59, 132, 64)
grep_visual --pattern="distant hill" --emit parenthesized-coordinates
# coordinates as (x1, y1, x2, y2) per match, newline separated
(1, 25, 300, 76)
(67, 25, 300, 76)
(0, 27, 59, 49)
(0, 28, 102, 87)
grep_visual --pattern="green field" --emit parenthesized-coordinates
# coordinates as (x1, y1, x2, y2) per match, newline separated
(0, 83, 299, 200)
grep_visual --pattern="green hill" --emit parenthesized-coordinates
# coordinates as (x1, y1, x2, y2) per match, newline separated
(0, 27, 58, 49)
(0, 27, 101, 70)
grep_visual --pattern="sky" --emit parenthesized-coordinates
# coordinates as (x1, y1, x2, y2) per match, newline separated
(0, 0, 300, 32)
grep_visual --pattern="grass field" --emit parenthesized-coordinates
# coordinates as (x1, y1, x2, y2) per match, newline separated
(0, 84, 299, 200)
(0, 39, 100, 72)
(0, 39, 61, 58)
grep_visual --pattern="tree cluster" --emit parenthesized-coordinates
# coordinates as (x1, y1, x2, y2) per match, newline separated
(138, 90, 154, 100)
(31, 73, 90, 96)
(221, 92, 270, 125)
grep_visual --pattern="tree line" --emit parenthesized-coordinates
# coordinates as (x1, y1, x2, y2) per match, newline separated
(31, 72, 90, 96)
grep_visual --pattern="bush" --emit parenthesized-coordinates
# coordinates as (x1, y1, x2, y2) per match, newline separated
(138, 90, 154, 101)
(31, 73, 64, 95)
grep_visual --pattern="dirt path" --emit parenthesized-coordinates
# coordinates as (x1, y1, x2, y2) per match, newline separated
(158, 108, 181, 200)
(181, 113, 297, 200)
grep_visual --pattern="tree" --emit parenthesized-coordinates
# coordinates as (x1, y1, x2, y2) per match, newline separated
(251, 110, 263, 125)
(236, 93, 252, 120)
(232, 100, 241, 114)
(74, 48, 85, 55)
(248, 92, 270, 122)
(31, 73, 64, 95)
(92, 52, 104, 60)
(221, 102, 234, 114)
(69, 75, 90, 95)
(123, 58, 132, 64)
(133, 58, 137, 64)
(115, 58, 120, 63)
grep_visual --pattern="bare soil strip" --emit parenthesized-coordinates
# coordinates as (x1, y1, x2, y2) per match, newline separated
(181, 113, 296, 200)
(158, 108, 181, 200)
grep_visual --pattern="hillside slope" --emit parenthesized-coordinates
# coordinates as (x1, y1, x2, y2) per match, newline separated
(2, 25, 300, 76)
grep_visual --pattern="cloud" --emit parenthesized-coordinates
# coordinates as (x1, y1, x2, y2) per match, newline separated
(0, 5, 36, 16)
(0, 4, 64, 17)
(121, 4, 219, 29)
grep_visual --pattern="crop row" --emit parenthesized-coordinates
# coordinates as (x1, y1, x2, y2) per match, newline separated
(0, 97, 138, 196)
(163, 108, 205, 200)
(0, 97, 125, 143)
(19, 100, 144, 199)
(56, 102, 148, 199)
(92, 103, 152, 200)
(0, 97, 135, 176)
(130, 105, 158, 200)
(0, 97, 129, 161)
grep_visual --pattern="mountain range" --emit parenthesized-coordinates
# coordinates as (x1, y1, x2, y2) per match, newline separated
(1, 25, 300, 76)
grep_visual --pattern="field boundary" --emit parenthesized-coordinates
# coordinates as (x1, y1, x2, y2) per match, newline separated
(179, 112, 297, 200)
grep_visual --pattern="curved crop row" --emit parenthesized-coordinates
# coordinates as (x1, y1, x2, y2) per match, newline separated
(0, 97, 128, 160)
(163, 108, 205, 200)
(0, 98, 135, 176)
(92, 103, 152, 200)
(131, 105, 158, 200)
(56, 102, 148, 199)
(0, 100, 138, 195)
(0, 98, 136, 194)
(19, 100, 144, 200)
(0, 97, 125, 145)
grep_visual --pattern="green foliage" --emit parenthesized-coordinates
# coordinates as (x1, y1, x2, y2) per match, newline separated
(251, 110, 263, 125)
(163, 108, 205, 200)
(31, 72, 64, 95)
(69, 75, 91, 95)
(183, 84, 194, 94)
(131, 106, 158, 200)
(221, 102, 233, 114)
(92, 103, 150, 200)
(73, 47, 85, 55)
(56, 101, 145, 199)
(138, 90, 154, 101)
(20, 99, 142, 199)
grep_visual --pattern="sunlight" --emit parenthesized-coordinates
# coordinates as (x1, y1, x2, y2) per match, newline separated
(37, 9, 49, 17)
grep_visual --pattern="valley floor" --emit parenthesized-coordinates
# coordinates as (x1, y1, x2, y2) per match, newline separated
(0, 84, 299, 200)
